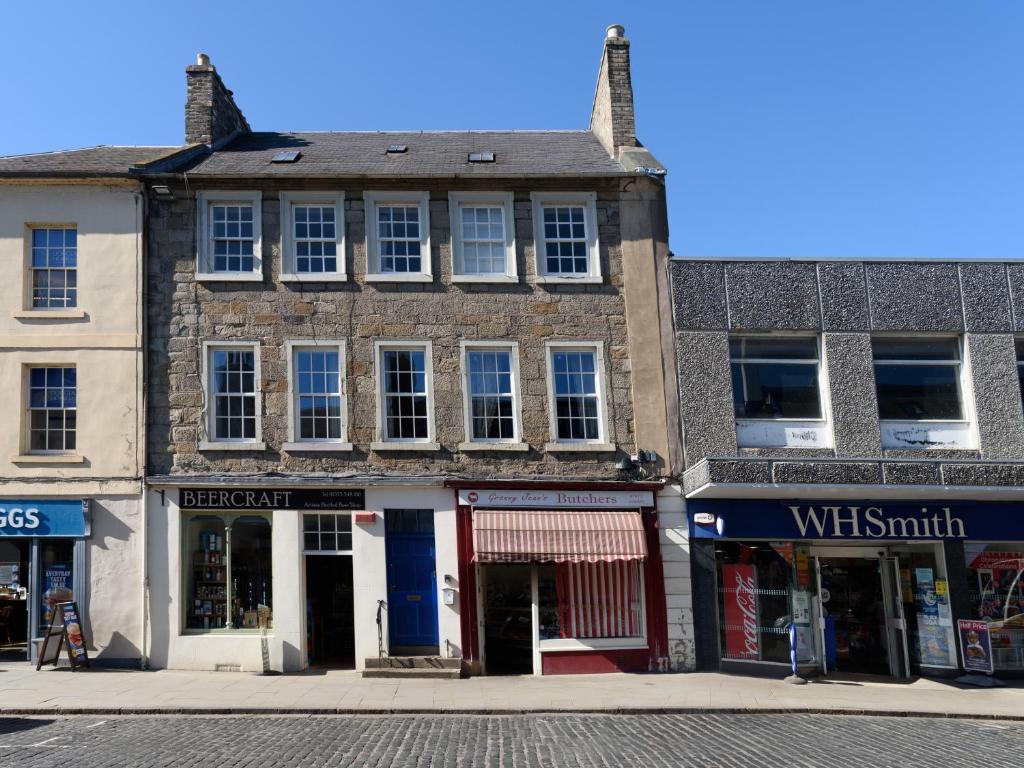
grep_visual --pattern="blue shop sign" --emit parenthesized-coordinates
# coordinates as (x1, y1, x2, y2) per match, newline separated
(690, 500, 1024, 542)
(0, 500, 87, 537)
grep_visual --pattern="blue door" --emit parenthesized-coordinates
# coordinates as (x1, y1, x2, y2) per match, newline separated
(385, 509, 439, 650)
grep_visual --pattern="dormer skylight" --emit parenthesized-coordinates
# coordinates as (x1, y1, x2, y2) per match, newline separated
(468, 152, 495, 163)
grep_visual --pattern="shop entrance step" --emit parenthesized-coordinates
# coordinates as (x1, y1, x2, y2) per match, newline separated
(362, 656, 462, 678)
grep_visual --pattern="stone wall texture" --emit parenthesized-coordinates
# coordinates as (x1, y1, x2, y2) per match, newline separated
(147, 179, 637, 478)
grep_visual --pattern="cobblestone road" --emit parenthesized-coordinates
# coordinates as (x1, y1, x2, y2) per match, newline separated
(0, 714, 1021, 767)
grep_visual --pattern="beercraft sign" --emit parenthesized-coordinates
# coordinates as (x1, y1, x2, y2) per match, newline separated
(458, 489, 655, 509)
(690, 500, 1024, 541)
(0, 500, 86, 538)
(180, 488, 365, 511)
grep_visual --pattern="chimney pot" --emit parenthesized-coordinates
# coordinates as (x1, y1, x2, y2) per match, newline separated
(196, 53, 211, 66)
(605, 24, 625, 39)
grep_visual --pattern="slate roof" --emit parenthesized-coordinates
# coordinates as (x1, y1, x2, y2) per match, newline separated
(0, 146, 184, 177)
(183, 131, 627, 177)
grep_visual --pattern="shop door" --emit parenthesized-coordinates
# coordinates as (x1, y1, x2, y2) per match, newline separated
(384, 510, 439, 652)
(879, 556, 911, 679)
(305, 555, 355, 669)
(480, 563, 534, 675)
(0, 539, 30, 661)
(814, 556, 890, 676)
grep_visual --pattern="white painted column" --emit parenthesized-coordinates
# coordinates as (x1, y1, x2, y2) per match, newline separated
(659, 484, 696, 671)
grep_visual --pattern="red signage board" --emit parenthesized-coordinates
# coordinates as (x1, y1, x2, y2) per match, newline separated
(723, 563, 760, 660)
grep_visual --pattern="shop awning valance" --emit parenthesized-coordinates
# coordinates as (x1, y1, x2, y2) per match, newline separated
(472, 510, 647, 564)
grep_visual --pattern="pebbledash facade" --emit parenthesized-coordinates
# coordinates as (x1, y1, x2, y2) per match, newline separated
(143, 27, 682, 675)
(671, 259, 1024, 679)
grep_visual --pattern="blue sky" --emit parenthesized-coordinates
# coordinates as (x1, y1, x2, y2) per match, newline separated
(3, 1, 1022, 258)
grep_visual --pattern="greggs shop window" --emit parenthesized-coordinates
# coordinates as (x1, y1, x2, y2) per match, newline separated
(184, 513, 272, 632)
(966, 544, 1024, 671)
(716, 542, 795, 664)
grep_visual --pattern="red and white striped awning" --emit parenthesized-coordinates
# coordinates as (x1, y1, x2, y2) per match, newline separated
(472, 509, 647, 564)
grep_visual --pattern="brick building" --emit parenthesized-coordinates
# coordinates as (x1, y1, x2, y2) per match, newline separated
(142, 27, 682, 675)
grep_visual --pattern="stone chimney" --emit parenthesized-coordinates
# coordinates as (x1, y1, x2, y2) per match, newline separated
(589, 24, 638, 158)
(185, 53, 251, 147)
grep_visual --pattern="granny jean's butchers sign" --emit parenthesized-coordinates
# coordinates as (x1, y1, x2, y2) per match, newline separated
(458, 488, 655, 509)
(180, 488, 365, 511)
(689, 500, 1024, 541)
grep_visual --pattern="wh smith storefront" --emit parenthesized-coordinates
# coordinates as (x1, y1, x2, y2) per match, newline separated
(689, 500, 1024, 678)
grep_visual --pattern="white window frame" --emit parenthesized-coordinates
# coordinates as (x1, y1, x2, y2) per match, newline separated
(371, 340, 439, 451)
(458, 341, 527, 452)
(196, 191, 263, 281)
(530, 191, 601, 283)
(199, 340, 265, 451)
(543, 341, 614, 453)
(279, 191, 346, 282)
(873, 334, 977, 450)
(730, 334, 833, 449)
(302, 512, 354, 555)
(448, 192, 517, 282)
(23, 364, 78, 456)
(283, 340, 351, 453)
(363, 191, 432, 282)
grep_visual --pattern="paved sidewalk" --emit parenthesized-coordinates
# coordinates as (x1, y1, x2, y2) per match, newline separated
(0, 663, 1021, 717)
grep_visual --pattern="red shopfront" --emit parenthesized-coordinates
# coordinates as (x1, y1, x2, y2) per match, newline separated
(451, 482, 668, 676)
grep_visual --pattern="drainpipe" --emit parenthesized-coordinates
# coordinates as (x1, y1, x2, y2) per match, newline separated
(138, 186, 150, 670)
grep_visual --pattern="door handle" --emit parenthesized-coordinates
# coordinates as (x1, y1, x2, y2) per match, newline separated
(389, 586, 396, 592)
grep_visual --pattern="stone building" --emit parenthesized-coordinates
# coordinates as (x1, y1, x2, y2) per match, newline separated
(670, 258, 1024, 679)
(143, 26, 682, 675)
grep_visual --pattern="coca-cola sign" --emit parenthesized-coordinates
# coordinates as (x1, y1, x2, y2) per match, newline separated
(723, 563, 760, 660)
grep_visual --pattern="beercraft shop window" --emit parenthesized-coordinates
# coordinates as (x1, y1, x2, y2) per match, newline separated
(873, 338, 963, 420)
(448, 192, 516, 281)
(28, 366, 76, 453)
(965, 544, 1024, 671)
(547, 344, 606, 443)
(204, 343, 261, 445)
(537, 561, 644, 645)
(363, 192, 431, 281)
(462, 344, 520, 443)
(730, 337, 821, 419)
(376, 343, 434, 444)
(715, 542, 793, 665)
(279, 192, 345, 281)
(303, 514, 353, 553)
(30, 227, 77, 309)
(196, 191, 263, 280)
(530, 192, 601, 282)
(184, 513, 272, 632)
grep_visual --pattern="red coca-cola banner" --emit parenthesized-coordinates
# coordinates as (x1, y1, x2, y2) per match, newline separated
(723, 563, 760, 660)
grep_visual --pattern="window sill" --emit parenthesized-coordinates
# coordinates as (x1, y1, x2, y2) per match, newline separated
(11, 454, 86, 465)
(198, 441, 267, 452)
(458, 442, 530, 452)
(181, 629, 272, 637)
(544, 442, 617, 453)
(370, 441, 441, 452)
(365, 273, 433, 283)
(533, 276, 603, 285)
(196, 272, 264, 283)
(280, 273, 348, 283)
(282, 441, 354, 452)
(539, 639, 648, 652)
(450, 274, 519, 284)
(12, 309, 87, 320)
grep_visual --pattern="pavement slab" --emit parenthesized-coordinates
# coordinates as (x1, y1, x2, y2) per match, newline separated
(0, 663, 1022, 718)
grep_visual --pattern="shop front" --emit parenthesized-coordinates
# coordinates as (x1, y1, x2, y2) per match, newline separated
(452, 482, 668, 676)
(146, 482, 461, 672)
(690, 499, 1024, 678)
(0, 499, 89, 663)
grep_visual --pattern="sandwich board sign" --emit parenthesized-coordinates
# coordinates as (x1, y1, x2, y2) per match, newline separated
(36, 601, 90, 671)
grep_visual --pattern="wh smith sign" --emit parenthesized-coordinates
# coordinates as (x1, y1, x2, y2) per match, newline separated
(689, 500, 1023, 541)
(0, 500, 86, 537)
